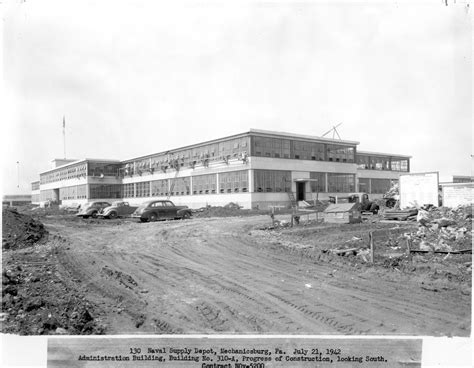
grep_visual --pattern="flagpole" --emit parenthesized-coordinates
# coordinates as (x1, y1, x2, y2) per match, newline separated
(63, 116, 66, 159)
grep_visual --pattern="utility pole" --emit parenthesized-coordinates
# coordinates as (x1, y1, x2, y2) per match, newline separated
(63, 116, 66, 159)
(16, 161, 20, 188)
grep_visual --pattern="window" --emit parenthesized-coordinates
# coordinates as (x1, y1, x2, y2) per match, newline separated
(192, 174, 217, 194)
(356, 154, 370, 169)
(88, 162, 121, 177)
(151, 179, 169, 196)
(358, 178, 370, 192)
(309, 172, 326, 192)
(370, 179, 391, 194)
(254, 170, 291, 193)
(293, 141, 325, 161)
(391, 158, 409, 172)
(327, 145, 355, 163)
(252, 137, 291, 158)
(169, 177, 191, 196)
(40, 163, 87, 184)
(89, 184, 122, 199)
(136, 182, 150, 197)
(327, 173, 355, 193)
(40, 190, 55, 201)
(123, 183, 135, 198)
(219, 171, 248, 193)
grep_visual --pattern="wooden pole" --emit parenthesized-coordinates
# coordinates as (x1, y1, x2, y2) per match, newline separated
(369, 232, 374, 263)
(406, 238, 411, 255)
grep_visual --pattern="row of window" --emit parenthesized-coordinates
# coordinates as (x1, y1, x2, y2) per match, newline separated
(59, 185, 88, 200)
(358, 178, 398, 194)
(121, 137, 250, 176)
(252, 171, 357, 193)
(89, 184, 121, 199)
(252, 137, 356, 163)
(309, 172, 356, 193)
(122, 171, 250, 197)
(31, 182, 40, 191)
(254, 170, 291, 193)
(40, 189, 55, 202)
(88, 163, 121, 177)
(357, 154, 409, 172)
(40, 163, 88, 184)
(38, 173, 398, 200)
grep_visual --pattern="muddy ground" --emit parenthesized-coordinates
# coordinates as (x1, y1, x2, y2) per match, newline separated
(1, 207, 471, 336)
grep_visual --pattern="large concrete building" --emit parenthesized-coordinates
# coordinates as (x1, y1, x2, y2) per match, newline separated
(31, 129, 411, 209)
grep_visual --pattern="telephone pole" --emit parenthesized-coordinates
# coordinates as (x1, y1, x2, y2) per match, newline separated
(16, 161, 20, 188)
(63, 116, 66, 159)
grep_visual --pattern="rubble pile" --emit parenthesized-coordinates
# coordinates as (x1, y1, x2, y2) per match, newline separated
(407, 205, 473, 252)
(385, 182, 400, 198)
(2, 208, 48, 250)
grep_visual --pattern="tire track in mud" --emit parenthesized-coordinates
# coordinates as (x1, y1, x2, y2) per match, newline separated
(48, 216, 470, 335)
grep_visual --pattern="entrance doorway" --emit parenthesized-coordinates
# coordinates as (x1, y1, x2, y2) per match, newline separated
(53, 188, 61, 204)
(296, 182, 305, 201)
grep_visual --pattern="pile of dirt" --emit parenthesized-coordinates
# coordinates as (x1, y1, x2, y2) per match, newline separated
(193, 204, 271, 218)
(1, 242, 106, 335)
(2, 208, 48, 250)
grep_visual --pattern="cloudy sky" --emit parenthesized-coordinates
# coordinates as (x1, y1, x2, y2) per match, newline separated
(2, 0, 472, 194)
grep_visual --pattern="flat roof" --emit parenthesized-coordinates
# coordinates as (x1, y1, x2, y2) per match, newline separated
(40, 158, 121, 175)
(38, 130, 410, 174)
(123, 129, 360, 163)
(357, 150, 412, 159)
(121, 131, 251, 163)
(249, 128, 360, 145)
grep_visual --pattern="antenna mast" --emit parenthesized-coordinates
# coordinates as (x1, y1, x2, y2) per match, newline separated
(321, 123, 343, 140)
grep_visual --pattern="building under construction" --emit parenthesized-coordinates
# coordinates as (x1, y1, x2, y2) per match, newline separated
(32, 129, 411, 209)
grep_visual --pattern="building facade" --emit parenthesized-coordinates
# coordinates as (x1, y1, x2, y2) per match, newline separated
(32, 129, 411, 209)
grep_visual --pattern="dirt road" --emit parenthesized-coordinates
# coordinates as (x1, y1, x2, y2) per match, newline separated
(41, 215, 470, 336)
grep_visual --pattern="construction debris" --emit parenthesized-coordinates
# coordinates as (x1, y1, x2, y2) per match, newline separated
(404, 205, 472, 254)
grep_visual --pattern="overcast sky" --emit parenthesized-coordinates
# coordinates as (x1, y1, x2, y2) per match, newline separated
(1, 0, 472, 194)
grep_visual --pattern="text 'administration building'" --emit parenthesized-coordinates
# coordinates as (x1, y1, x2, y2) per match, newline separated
(33, 129, 411, 209)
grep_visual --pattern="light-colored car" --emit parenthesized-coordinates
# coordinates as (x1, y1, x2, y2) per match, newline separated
(131, 200, 192, 222)
(76, 201, 111, 218)
(98, 201, 137, 219)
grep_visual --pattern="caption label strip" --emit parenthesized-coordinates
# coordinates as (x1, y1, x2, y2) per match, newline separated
(48, 337, 422, 367)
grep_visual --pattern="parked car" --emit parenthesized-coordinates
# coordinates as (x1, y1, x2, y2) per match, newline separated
(98, 201, 137, 219)
(132, 200, 192, 222)
(76, 201, 111, 218)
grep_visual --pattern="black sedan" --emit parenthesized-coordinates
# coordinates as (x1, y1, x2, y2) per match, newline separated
(132, 200, 192, 222)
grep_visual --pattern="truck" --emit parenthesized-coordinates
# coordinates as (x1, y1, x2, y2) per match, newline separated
(329, 193, 379, 214)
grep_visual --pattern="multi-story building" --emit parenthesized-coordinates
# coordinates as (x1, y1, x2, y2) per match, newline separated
(31, 129, 411, 209)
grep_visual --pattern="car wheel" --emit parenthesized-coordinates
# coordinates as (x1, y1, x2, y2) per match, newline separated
(182, 212, 190, 220)
(91, 211, 98, 218)
(149, 212, 158, 222)
(140, 218, 147, 223)
(109, 212, 117, 219)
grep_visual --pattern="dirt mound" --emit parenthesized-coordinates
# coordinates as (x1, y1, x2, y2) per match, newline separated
(2, 208, 48, 250)
(2, 242, 106, 335)
(193, 205, 271, 218)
